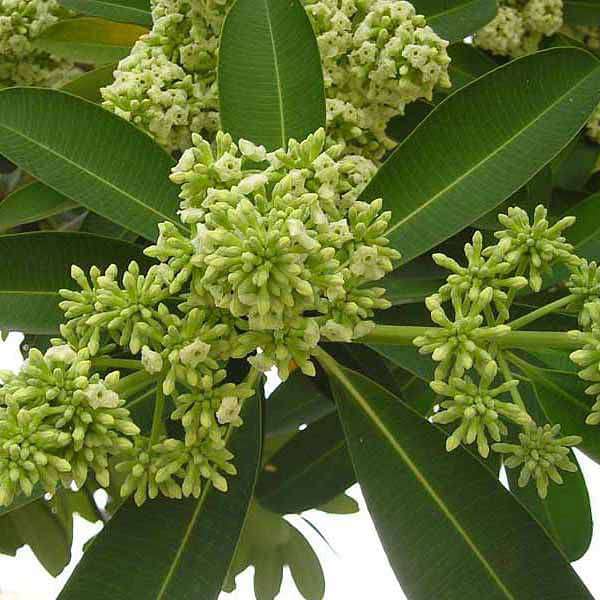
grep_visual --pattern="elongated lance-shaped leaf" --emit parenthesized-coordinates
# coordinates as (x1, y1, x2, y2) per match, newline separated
(61, 64, 117, 102)
(34, 17, 147, 64)
(0, 232, 152, 334)
(59, 389, 263, 600)
(218, 0, 326, 150)
(257, 412, 355, 514)
(360, 48, 600, 264)
(319, 355, 592, 599)
(0, 182, 78, 231)
(59, 0, 152, 27)
(412, 0, 497, 42)
(0, 88, 182, 241)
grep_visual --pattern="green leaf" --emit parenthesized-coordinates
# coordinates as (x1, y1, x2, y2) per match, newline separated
(412, 0, 498, 43)
(0, 232, 152, 334)
(80, 211, 138, 242)
(0, 88, 182, 241)
(360, 48, 600, 263)
(224, 501, 325, 600)
(257, 413, 355, 514)
(563, 191, 600, 260)
(61, 64, 118, 102)
(218, 0, 325, 150)
(368, 344, 435, 382)
(316, 493, 359, 514)
(323, 358, 592, 599)
(446, 42, 498, 91)
(564, 0, 600, 26)
(34, 17, 146, 64)
(505, 378, 592, 561)
(510, 355, 600, 466)
(386, 101, 434, 145)
(379, 258, 446, 305)
(58, 0, 152, 27)
(59, 390, 263, 600)
(553, 136, 599, 192)
(0, 182, 78, 230)
(266, 370, 334, 436)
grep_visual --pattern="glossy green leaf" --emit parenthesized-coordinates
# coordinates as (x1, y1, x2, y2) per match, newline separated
(386, 101, 434, 145)
(0, 182, 78, 230)
(505, 378, 592, 561)
(317, 493, 359, 514)
(59, 390, 262, 600)
(0, 88, 182, 241)
(81, 211, 138, 242)
(224, 501, 325, 600)
(218, 0, 325, 150)
(324, 360, 592, 599)
(266, 370, 335, 436)
(0, 232, 152, 334)
(446, 42, 498, 91)
(368, 344, 435, 382)
(257, 413, 355, 514)
(412, 0, 497, 42)
(61, 64, 118, 102)
(360, 48, 600, 263)
(34, 17, 146, 64)
(59, 0, 152, 27)
(379, 259, 446, 305)
(564, 0, 600, 25)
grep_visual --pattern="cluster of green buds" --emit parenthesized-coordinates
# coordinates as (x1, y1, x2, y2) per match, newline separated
(0, 127, 400, 507)
(0, 0, 80, 87)
(0, 345, 139, 506)
(101, 0, 233, 152)
(102, 0, 452, 160)
(415, 204, 586, 497)
(474, 0, 563, 57)
(304, 0, 451, 160)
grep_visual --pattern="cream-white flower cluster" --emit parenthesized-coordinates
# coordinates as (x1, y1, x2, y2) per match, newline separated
(0, 0, 80, 87)
(102, 0, 451, 159)
(101, 0, 232, 152)
(0, 128, 399, 507)
(304, 0, 451, 159)
(474, 0, 563, 57)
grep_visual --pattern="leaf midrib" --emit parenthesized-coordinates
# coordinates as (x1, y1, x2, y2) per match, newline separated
(0, 117, 182, 238)
(65, 0, 150, 17)
(262, 0, 287, 149)
(385, 65, 599, 238)
(334, 366, 517, 600)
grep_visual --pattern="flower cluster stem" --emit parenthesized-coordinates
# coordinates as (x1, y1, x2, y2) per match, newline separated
(150, 378, 166, 445)
(507, 294, 576, 330)
(360, 325, 581, 350)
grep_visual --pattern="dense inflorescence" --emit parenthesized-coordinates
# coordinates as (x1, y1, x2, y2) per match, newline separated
(0, 129, 400, 506)
(415, 204, 593, 498)
(0, 0, 80, 87)
(474, 0, 563, 57)
(304, 0, 451, 159)
(101, 0, 232, 153)
(101, 0, 452, 159)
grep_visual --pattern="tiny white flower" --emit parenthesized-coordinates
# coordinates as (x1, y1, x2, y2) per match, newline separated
(179, 339, 211, 368)
(236, 173, 268, 195)
(142, 346, 163, 374)
(239, 139, 267, 161)
(85, 383, 120, 409)
(288, 219, 319, 251)
(216, 396, 241, 425)
(45, 345, 77, 365)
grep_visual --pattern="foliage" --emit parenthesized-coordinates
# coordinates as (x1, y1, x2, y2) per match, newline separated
(2, 0, 600, 599)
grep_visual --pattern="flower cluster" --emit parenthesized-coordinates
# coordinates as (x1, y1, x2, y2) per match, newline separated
(416, 205, 584, 497)
(102, 0, 451, 159)
(0, 0, 80, 87)
(474, 0, 563, 57)
(0, 345, 139, 506)
(0, 128, 399, 508)
(101, 0, 233, 152)
(304, 0, 451, 159)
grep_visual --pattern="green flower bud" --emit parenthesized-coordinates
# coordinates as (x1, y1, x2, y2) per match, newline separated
(493, 424, 581, 499)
